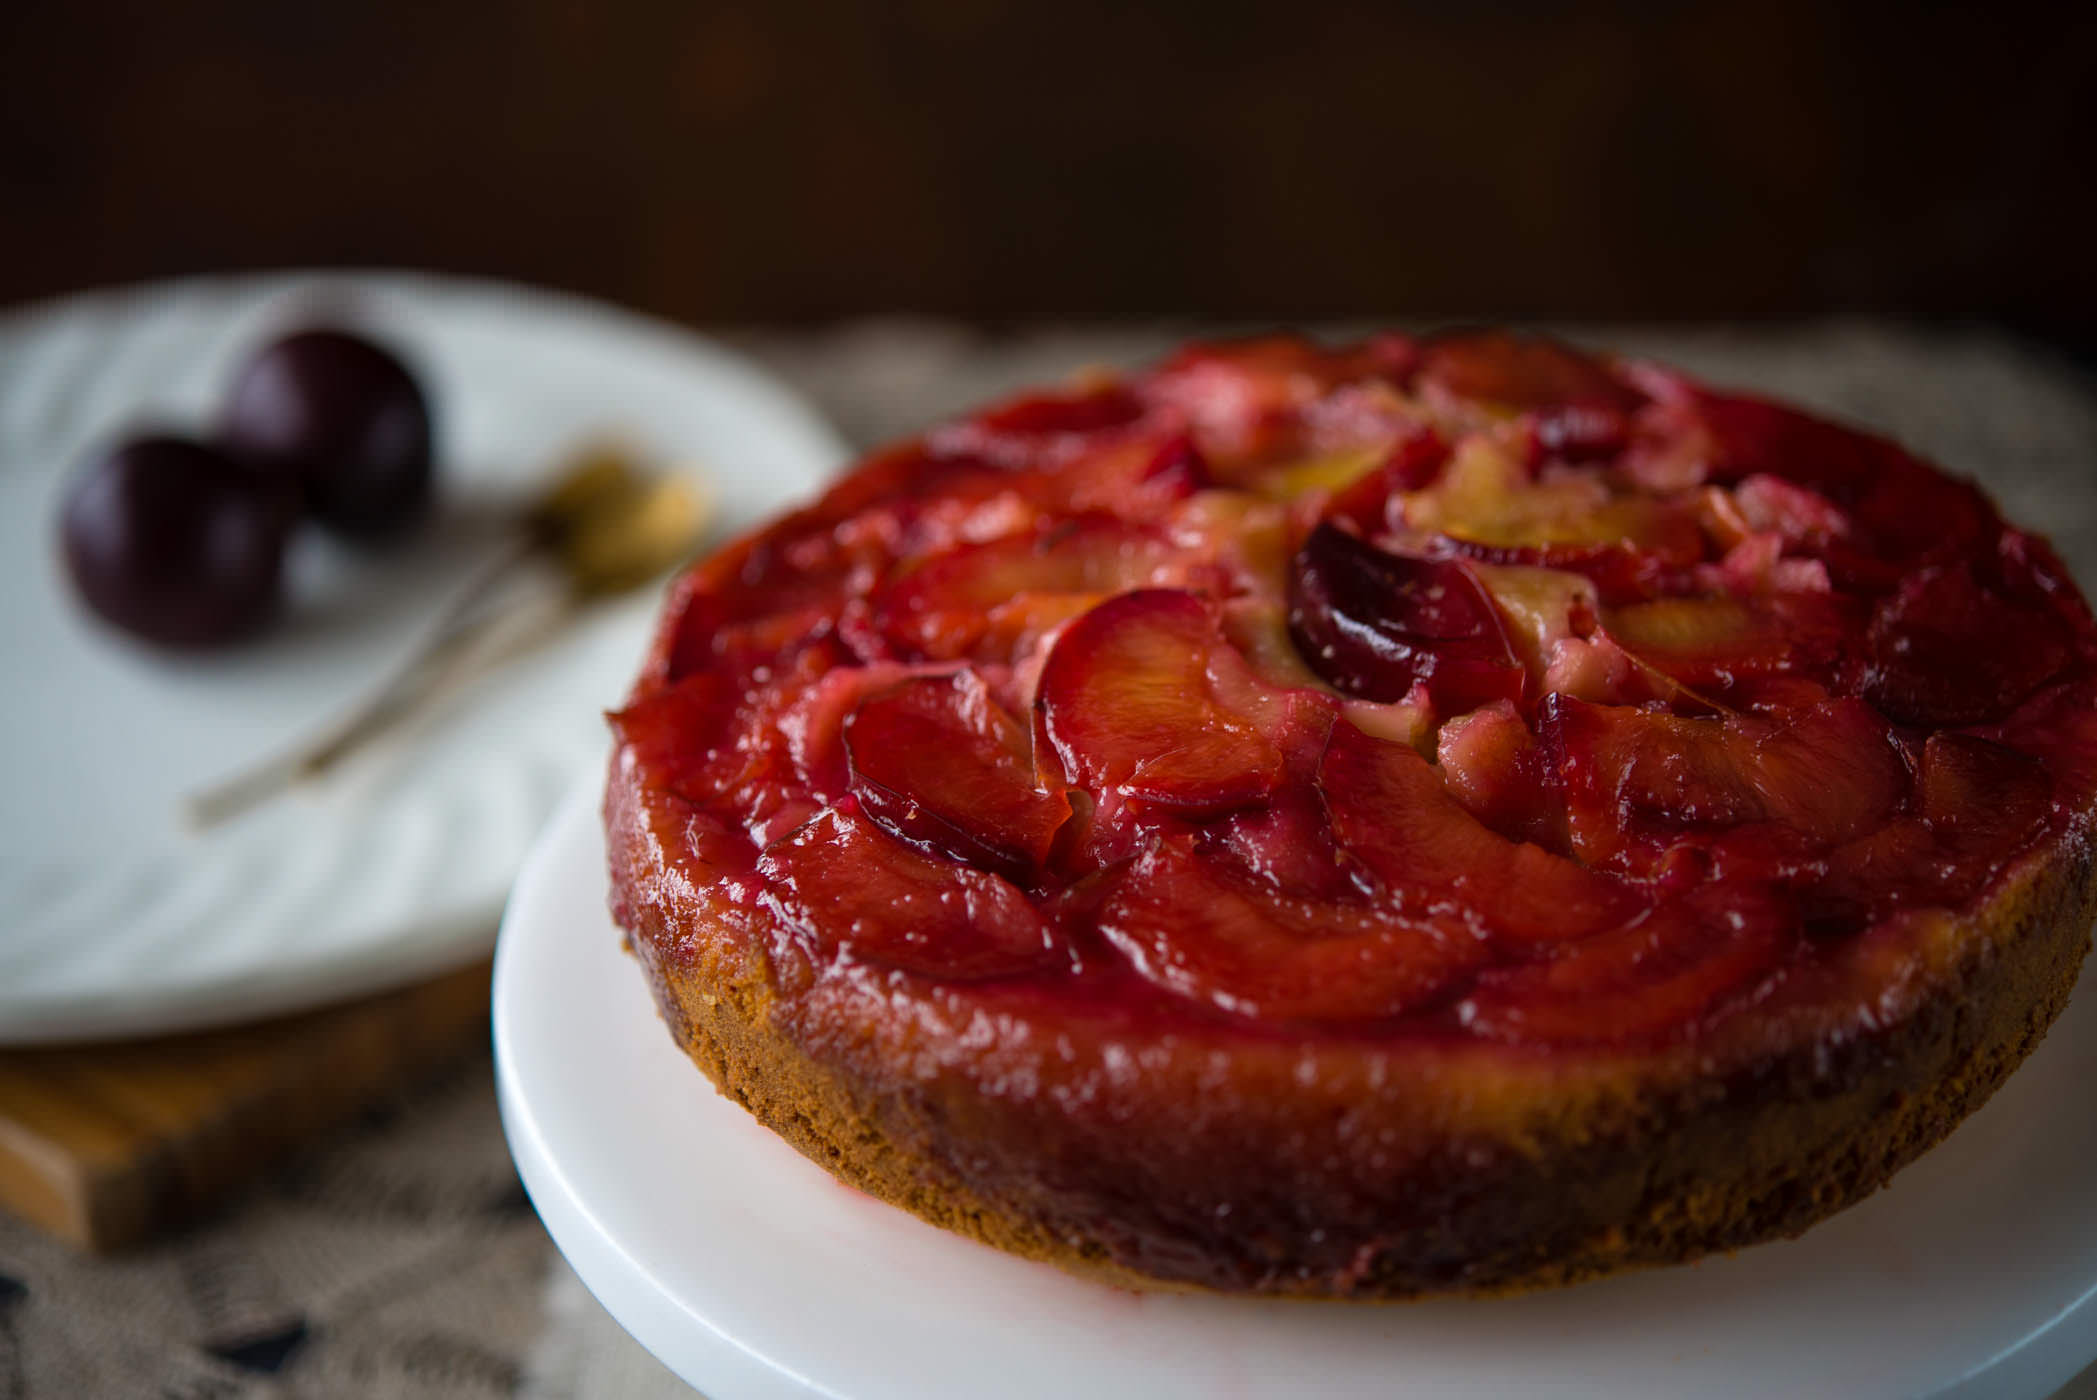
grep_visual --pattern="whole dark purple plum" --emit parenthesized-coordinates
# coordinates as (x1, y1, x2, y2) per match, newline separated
(220, 328, 434, 541)
(61, 435, 292, 648)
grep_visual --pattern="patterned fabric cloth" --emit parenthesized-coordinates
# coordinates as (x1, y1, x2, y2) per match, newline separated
(3, 322, 2095, 1399)
(0, 1059, 545, 1399)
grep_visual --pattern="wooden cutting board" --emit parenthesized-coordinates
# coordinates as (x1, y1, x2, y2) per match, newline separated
(0, 960, 492, 1252)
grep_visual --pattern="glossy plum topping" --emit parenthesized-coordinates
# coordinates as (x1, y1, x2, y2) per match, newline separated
(1862, 561, 2073, 725)
(1097, 837, 1485, 1023)
(1320, 719, 1636, 944)
(757, 801, 1063, 980)
(1418, 330, 1645, 460)
(845, 672, 1070, 880)
(1548, 695, 1908, 873)
(875, 516, 1195, 663)
(1458, 881, 1789, 1045)
(1037, 589, 1284, 816)
(1287, 522, 1523, 711)
(1601, 591, 1856, 694)
(617, 330, 2097, 1049)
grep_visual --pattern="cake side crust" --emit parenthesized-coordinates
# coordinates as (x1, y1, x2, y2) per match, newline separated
(607, 756, 2097, 1299)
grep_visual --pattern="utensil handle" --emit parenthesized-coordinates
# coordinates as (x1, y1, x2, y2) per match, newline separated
(182, 532, 542, 830)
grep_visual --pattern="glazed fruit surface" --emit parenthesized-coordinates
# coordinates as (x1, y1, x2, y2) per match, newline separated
(613, 331, 2097, 1049)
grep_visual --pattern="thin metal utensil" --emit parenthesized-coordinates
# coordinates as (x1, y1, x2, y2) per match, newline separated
(183, 446, 708, 831)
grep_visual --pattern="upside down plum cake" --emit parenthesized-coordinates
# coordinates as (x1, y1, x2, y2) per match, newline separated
(605, 330, 2097, 1297)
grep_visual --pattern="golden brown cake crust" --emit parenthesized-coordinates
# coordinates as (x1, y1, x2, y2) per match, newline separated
(607, 759, 2095, 1298)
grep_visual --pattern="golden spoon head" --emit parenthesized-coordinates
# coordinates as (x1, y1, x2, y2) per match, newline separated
(528, 442, 712, 596)
(527, 445, 646, 537)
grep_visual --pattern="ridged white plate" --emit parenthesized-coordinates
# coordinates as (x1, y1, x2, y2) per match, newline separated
(498, 781, 2097, 1400)
(0, 271, 847, 1043)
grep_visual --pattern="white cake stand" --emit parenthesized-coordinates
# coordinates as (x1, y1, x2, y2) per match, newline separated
(496, 781, 2097, 1400)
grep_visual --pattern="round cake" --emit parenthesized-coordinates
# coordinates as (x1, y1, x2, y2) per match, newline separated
(604, 331, 2097, 1298)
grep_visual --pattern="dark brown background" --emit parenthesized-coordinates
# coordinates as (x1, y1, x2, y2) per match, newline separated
(4, 1, 2093, 343)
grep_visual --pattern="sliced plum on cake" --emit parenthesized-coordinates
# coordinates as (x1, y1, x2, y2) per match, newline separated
(1036, 588, 1290, 817)
(610, 671, 744, 801)
(1317, 424, 1452, 534)
(1599, 590, 1858, 694)
(1286, 522, 1526, 713)
(1318, 718, 1637, 945)
(1458, 881, 1791, 1045)
(1544, 695, 1908, 874)
(1415, 329, 1646, 461)
(1044, 429, 1212, 517)
(1679, 386, 2000, 586)
(1096, 836, 1486, 1024)
(844, 671, 1071, 881)
(1862, 559, 2077, 726)
(955, 382, 1150, 448)
(615, 651, 928, 848)
(610, 666, 818, 834)
(1434, 699, 1564, 849)
(757, 801, 1064, 980)
(1811, 733, 2055, 928)
(1139, 333, 1418, 469)
(876, 515, 1211, 662)
(941, 389, 1215, 520)
(1988, 679, 2097, 814)
(1399, 437, 1707, 601)
(657, 539, 857, 683)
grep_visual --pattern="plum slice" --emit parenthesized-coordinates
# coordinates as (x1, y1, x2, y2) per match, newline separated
(1431, 487, 1709, 601)
(888, 516, 1183, 607)
(1320, 423, 1452, 531)
(609, 673, 747, 803)
(1038, 589, 1285, 815)
(1406, 439, 1707, 600)
(1097, 838, 1485, 1023)
(1141, 334, 1418, 467)
(967, 383, 1148, 442)
(943, 425, 1211, 519)
(1458, 882, 1790, 1045)
(1694, 391, 1892, 493)
(1863, 562, 2074, 726)
(1319, 719, 1635, 944)
(616, 653, 899, 844)
(1436, 700, 1561, 846)
(878, 515, 1195, 661)
(1811, 733, 2053, 929)
(1547, 696, 1907, 868)
(1601, 590, 1856, 691)
(1210, 778, 1356, 900)
(661, 537, 858, 683)
(1417, 330, 1645, 459)
(1419, 330, 1639, 412)
(1286, 522, 1525, 712)
(1726, 474, 1853, 544)
(1916, 733, 2051, 852)
(844, 672, 1071, 880)
(1470, 563, 1598, 677)
(1988, 679, 2097, 811)
(757, 802, 1061, 980)
(1052, 431, 1210, 516)
(1691, 390, 1997, 580)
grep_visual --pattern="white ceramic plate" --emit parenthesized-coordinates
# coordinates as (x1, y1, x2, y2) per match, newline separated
(0, 271, 848, 1044)
(496, 781, 2097, 1400)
